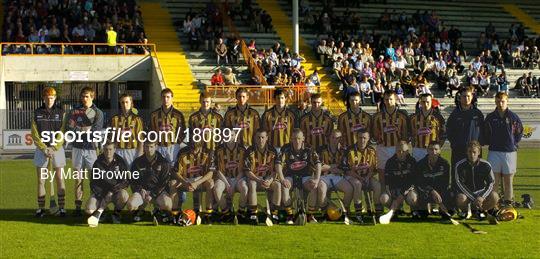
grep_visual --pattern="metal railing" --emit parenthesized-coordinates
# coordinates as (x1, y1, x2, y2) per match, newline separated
(205, 84, 309, 106)
(0, 42, 157, 56)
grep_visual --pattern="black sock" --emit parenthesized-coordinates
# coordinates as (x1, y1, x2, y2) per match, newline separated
(75, 200, 83, 210)
(38, 195, 46, 209)
(58, 193, 65, 209)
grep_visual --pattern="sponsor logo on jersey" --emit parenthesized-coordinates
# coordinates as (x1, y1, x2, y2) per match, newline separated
(417, 127, 432, 136)
(273, 121, 288, 130)
(238, 121, 250, 129)
(383, 125, 397, 133)
(226, 161, 239, 170)
(311, 127, 324, 135)
(187, 165, 203, 175)
(257, 164, 269, 174)
(290, 161, 308, 170)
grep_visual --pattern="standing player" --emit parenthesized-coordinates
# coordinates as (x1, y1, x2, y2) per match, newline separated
(342, 130, 382, 221)
(86, 142, 129, 227)
(214, 136, 248, 222)
(318, 129, 352, 218)
(189, 92, 224, 151)
(446, 87, 484, 177)
(409, 93, 446, 161)
(127, 140, 173, 223)
(261, 89, 296, 153)
(109, 94, 144, 168)
(224, 87, 260, 148)
(300, 93, 334, 151)
(379, 141, 417, 224)
(455, 141, 500, 221)
(484, 92, 523, 206)
(277, 129, 322, 224)
(244, 129, 281, 224)
(173, 142, 215, 224)
(414, 141, 454, 221)
(338, 92, 372, 149)
(66, 86, 104, 216)
(150, 88, 186, 164)
(32, 87, 66, 217)
(372, 91, 408, 191)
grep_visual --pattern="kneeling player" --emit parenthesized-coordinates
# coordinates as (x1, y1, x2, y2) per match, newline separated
(86, 142, 129, 227)
(214, 138, 248, 223)
(277, 129, 322, 224)
(173, 142, 215, 224)
(455, 141, 499, 222)
(244, 129, 280, 225)
(318, 129, 351, 220)
(379, 141, 416, 224)
(127, 141, 173, 224)
(342, 130, 382, 222)
(414, 141, 454, 222)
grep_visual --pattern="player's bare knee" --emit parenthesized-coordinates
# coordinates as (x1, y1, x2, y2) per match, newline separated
(456, 194, 468, 207)
(380, 193, 390, 206)
(405, 192, 418, 207)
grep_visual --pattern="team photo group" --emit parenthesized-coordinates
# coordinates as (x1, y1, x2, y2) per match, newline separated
(32, 84, 524, 227)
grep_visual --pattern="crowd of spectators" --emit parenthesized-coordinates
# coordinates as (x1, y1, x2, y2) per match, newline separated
(2, 0, 146, 54)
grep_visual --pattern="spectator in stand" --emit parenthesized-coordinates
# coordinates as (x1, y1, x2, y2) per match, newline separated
(229, 39, 241, 64)
(107, 26, 117, 54)
(215, 37, 228, 65)
(497, 71, 509, 94)
(360, 76, 374, 105)
(211, 69, 225, 86)
(447, 70, 461, 98)
(223, 67, 239, 86)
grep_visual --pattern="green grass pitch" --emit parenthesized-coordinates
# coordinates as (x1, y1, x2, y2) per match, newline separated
(1, 149, 539, 258)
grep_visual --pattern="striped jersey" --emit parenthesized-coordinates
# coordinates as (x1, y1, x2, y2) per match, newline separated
(342, 145, 377, 177)
(175, 145, 215, 179)
(261, 106, 297, 148)
(215, 143, 246, 178)
(372, 107, 408, 147)
(319, 145, 346, 175)
(244, 145, 278, 178)
(188, 109, 224, 150)
(224, 105, 260, 147)
(299, 110, 334, 150)
(409, 109, 446, 148)
(109, 111, 144, 149)
(150, 106, 185, 147)
(337, 108, 372, 148)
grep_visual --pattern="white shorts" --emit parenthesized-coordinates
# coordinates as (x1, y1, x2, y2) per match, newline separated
(321, 174, 343, 189)
(157, 144, 181, 165)
(220, 177, 246, 191)
(412, 148, 428, 162)
(116, 148, 138, 168)
(72, 148, 97, 170)
(33, 147, 66, 168)
(376, 145, 396, 170)
(488, 151, 517, 175)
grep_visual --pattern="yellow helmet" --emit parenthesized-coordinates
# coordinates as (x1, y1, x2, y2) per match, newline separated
(497, 207, 518, 221)
(326, 203, 342, 221)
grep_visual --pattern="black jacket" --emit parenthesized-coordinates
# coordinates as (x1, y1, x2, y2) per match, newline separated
(446, 106, 484, 149)
(384, 154, 417, 190)
(31, 102, 65, 150)
(91, 154, 129, 198)
(454, 158, 494, 201)
(415, 155, 451, 193)
(130, 152, 171, 197)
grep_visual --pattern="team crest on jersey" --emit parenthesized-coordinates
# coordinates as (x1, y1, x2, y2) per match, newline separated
(274, 121, 288, 130)
(352, 124, 365, 132)
(311, 127, 324, 135)
(383, 125, 397, 133)
(226, 161, 239, 170)
(290, 161, 308, 170)
(417, 127, 432, 136)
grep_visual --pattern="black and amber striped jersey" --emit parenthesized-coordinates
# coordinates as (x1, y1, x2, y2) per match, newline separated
(150, 106, 185, 147)
(109, 111, 144, 149)
(337, 108, 372, 148)
(224, 105, 260, 147)
(342, 145, 377, 177)
(372, 107, 409, 147)
(299, 110, 334, 150)
(261, 106, 297, 149)
(189, 109, 224, 151)
(175, 145, 215, 179)
(278, 144, 320, 177)
(319, 145, 346, 175)
(215, 143, 246, 178)
(409, 109, 446, 148)
(244, 145, 278, 178)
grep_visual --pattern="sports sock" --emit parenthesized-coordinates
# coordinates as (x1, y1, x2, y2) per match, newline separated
(58, 193, 65, 209)
(354, 203, 363, 214)
(75, 200, 82, 210)
(285, 206, 293, 216)
(38, 195, 46, 209)
(249, 206, 258, 215)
